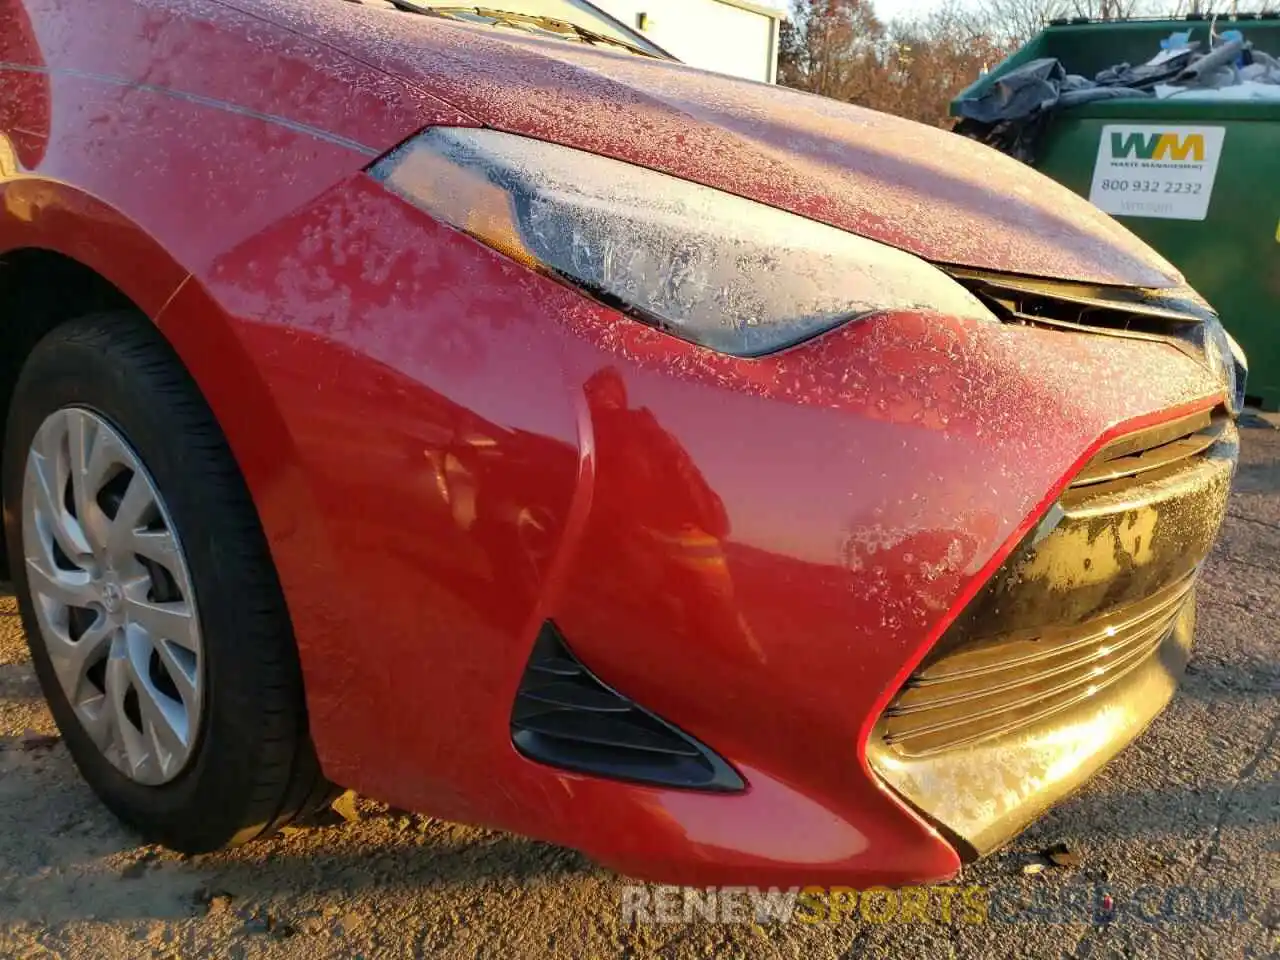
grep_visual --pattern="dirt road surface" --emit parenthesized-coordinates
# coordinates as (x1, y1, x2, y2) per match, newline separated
(2, 419, 1277, 960)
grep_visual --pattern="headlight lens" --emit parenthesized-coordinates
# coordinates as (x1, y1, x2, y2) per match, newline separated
(1199, 316, 1246, 415)
(1225, 327, 1249, 411)
(370, 128, 995, 356)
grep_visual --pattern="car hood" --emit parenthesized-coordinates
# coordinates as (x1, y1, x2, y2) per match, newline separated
(241, 1, 1181, 288)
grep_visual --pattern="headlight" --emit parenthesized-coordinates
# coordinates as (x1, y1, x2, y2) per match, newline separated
(369, 128, 995, 356)
(1200, 316, 1246, 415)
(1225, 328, 1249, 411)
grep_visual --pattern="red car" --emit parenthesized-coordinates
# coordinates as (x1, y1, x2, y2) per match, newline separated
(0, 0, 1245, 887)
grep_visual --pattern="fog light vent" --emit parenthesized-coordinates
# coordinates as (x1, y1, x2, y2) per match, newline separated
(510, 622, 744, 792)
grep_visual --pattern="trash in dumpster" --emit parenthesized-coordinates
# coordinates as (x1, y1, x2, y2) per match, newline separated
(956, 26, 1280, 160)
(1156, 79, 1280, 100)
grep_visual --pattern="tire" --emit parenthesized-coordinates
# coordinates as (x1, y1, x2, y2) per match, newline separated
(3, 311, 333, 852)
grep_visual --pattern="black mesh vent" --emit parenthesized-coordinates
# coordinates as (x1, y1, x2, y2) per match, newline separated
(510, 623, 744, 792)
(945, 268, 1211, 343)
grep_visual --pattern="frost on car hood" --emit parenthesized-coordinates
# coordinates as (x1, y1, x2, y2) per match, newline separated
(232, 0, 1182, 288)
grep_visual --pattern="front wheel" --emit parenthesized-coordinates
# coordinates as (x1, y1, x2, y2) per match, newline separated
(4, 312, 333, 851)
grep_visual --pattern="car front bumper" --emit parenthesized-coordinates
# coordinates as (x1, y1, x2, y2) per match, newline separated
(867, 414, 1236, 856)
(181, 174, 1237, 886)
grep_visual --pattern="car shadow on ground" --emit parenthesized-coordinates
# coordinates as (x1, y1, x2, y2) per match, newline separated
(1031, 774, 1279, 843)
(0, 734, 597, 924)
(1234, 419, 1280, 494)
(1181, 656, 1280, 701)
(2, 716, 1274, 925)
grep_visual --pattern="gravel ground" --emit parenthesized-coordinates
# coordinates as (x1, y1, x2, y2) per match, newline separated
(1, 418, 1277, 960)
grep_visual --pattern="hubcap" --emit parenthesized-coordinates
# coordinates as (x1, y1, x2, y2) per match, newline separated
(21, 408, 202, 785)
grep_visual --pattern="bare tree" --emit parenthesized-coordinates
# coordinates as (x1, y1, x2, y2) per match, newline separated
(778, 0, 888, 103)
(973, 0, 1280, 42)
(880, 4, 1012, 125)
(780, 0, 1016, 125)
(1068, 0, 1147, 17)
(975, 0, 1069, 46)
(1168, 0, 1280, 13)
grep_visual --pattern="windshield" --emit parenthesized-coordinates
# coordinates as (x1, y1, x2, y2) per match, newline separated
(400, 2, 672, 59)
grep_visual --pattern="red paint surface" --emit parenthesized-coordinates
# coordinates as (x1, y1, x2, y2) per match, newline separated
(0, 0, 1225, 885)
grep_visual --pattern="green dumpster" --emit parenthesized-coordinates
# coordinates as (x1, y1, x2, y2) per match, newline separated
(952, 17, 1280, 410)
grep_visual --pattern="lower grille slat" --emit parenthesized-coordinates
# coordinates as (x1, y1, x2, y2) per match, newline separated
(882, 600, 1181, 752)
(509, 622, 745, 791)
(884, 639, 1169, 754)
(888, 609, 1181, 723)
(882, 564, 1195, 756)
(1071, 416, 1226, 488)
(513, 710, 703, 757)
(909, 575, 1191, 686)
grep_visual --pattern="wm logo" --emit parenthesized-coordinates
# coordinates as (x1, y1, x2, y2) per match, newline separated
(1111, 132, 1205, 162)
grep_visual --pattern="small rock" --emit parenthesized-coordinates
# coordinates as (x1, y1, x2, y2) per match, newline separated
(194, 886, 235, 908)
(294, 790, 362, 829)
(1044, 842, 1082, 868)
(271, 921, 298, 940)
(1023, 862, 1046, 875)
(19, 729, 60, 751)
(330, 791, 361, 823)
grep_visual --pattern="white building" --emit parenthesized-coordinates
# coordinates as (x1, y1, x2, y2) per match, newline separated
(418, 1, 785, 84)
(585, 0, 783, 84)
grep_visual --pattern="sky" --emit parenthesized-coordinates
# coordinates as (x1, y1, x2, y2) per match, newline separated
(760, 0, 962, 23)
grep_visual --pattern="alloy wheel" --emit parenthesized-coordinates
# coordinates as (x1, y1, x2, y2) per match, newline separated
(21, 407, 203, 785)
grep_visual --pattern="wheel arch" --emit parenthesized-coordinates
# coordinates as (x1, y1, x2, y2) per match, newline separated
(4, 308, 336, 847)
(0, 241, 300, 593)
(0, 246, 162, 574)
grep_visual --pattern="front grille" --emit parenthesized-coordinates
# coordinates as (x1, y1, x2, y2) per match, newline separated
(510, 622, 744, 791)
(868, 408, 1237, 855)
(947, 267, 1248, 415)
(947, 268, 1211, 342)
(1065, 409, 1227, 495)
(881, 573, 1194, 756)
